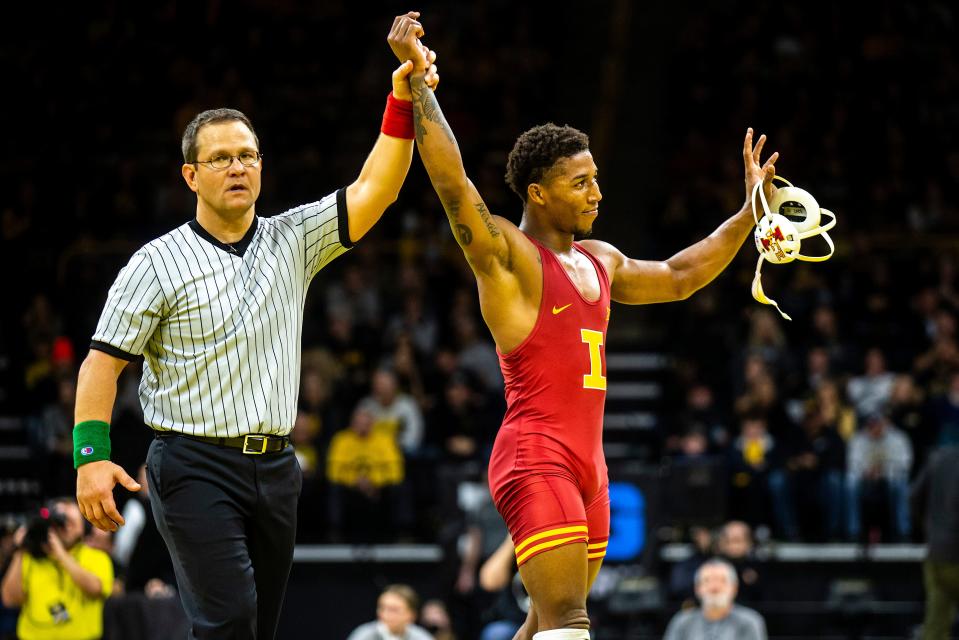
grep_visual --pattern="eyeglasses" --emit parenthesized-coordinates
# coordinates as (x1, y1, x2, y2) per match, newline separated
(194, 151, 263, 170)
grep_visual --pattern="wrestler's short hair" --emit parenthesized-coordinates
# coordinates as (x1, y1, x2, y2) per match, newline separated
(505, 123, 590, 202)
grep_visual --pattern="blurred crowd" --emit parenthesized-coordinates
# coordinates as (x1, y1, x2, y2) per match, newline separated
(1, 0, 958, 637)
(648, 0, 959, 546)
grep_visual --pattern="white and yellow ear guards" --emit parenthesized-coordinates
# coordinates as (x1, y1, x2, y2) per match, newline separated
(750, 176, 836, 320)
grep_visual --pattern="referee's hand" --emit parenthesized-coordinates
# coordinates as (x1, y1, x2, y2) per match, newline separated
(76, 461, 141, 532)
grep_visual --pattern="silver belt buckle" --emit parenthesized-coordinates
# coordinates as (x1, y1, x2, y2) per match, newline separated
(243, 435, 269, 455)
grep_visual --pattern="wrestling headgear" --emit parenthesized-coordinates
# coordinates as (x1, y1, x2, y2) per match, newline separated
(751, 176, 836, 320)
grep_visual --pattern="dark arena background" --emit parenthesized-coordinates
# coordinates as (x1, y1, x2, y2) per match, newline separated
(2, 1, 958, 638)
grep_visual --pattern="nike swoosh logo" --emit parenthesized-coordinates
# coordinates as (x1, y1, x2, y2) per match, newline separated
(552, 304, 572, 315)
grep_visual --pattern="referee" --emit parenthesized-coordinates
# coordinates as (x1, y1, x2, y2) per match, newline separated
(73, 14, 437, 640)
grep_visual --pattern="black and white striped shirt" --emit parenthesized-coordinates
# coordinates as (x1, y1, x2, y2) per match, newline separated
(91, 189, 350, 437)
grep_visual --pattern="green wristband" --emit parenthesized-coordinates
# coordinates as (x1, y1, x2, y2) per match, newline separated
(73, 420, 111, 469)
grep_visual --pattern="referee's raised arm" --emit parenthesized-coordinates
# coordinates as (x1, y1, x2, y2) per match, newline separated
(74, 350, 141, 532)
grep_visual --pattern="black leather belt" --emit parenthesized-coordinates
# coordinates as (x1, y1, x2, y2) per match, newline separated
(154, 431, 290, 455)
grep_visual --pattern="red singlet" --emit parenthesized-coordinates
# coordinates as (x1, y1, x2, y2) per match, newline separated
(488, 238, 611, 566)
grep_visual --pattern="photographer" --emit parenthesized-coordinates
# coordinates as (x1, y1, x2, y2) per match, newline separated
(1, 498, 113, 640)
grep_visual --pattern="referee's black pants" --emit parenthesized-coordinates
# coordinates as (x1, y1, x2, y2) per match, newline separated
(146, 434, 301, 640)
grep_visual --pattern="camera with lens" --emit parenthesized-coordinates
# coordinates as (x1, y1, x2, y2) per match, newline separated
(22, 507, 67, 559)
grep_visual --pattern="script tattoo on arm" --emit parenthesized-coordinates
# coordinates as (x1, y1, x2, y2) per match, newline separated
(474, 202, 500, 238)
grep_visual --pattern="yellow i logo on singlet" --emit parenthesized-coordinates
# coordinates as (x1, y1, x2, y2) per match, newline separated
(580, 329, 606, 390)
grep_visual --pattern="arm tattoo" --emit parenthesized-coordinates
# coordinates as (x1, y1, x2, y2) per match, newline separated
(474, 202, 500, 238)
(456, 224, 473, 246)
(410, 76, 482, 251)
(445, 200, 472, 245)
(445, 199, 460, 221)
(411, 75, 456, 145)
(411, 79, 428, 144)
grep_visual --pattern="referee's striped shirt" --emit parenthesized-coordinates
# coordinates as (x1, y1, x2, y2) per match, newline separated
(91, 189, 351, 438)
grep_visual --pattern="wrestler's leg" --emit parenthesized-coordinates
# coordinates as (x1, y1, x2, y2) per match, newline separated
(587, 557, 603, 591)
(519, 542, 590, 631)
(493, 472, 593, 638)
(511, 554, 603, 640)
(512, 608, 537, 640)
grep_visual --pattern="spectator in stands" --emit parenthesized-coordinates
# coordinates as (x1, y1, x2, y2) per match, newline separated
(325, 307, 377, 409)
(932, 309, 957, 345)
(802, 346, 833, 397)
(815, 379, 858, 441)
(21, 297, 69, 408)
(682, 382, 730, 451)
(388, 333, 429, 411)
(929, 370, 959, 448)
(453, 316, 503, 396)
(358, 368, 425, 455)
(420, 599, 456, 640)
(911, 445, 959, 640)
(744, 308, 791, 374)
(299, 362, 341, 452)
(477, 535, 528, 640)
(292, 409, 322, 480)
(716, 521, 763, 603)
(847, 347, 896, 418)
(325, 264, 383, 334)
(23, 336, 71, 413)
(914, 335, 959, 396)
(846, 411, 913, 542)
(291, 408, 326, 540)
(326, 406, 411, 542)
(1, 498, 113, 640)
(728, 415, 796, 540)
(736, 354, 770, 401)
(888, 374, 933, 473)
(668, 526, 714, 605)
(385, 292, 439, 358)
(734, 370, 791, 437)
(443, 467, 510, 637)
(808, 306, 852, 373)
(429, 372, 497, 463)
(26, 375, 76, 496)
(910, 286, 944, 345)
(423, 345, 462, 412)
(298, 358, 344, 539)
(454, 470, 508, 598)
(784, 404, 845, 541)
(347, 584, 432, 640)
(664, 558, 767, 640)
(21, 295, 61, 351)
(676, 429, 709, 459)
